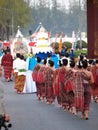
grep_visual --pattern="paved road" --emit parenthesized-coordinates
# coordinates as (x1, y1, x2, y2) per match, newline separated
(1, 78, 98, 130)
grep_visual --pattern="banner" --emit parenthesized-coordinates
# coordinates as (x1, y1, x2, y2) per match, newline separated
(72, 31, 75, 50)
(52, 33, 58, 49)
(59, 33, 63, 52)
(87, 0, 98, 59)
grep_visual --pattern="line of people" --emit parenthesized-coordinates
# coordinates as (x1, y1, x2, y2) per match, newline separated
(32, 55, 98, 120)
(1, 47, 98, 120)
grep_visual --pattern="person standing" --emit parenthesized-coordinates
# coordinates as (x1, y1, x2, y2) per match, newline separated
(82, 60, 94, 120)
(1, 49, 13, 82)
(32, 57, 42, 100)
(23, 54, 37, 93)
(17, 55, 27, 94)
(45, 60, 55, 104)
(37, 59, 47, 102)
(53, 60, 62, 107)
(13, 53, 21, 91)
(58, 58, 69, 110)
(74, 61, 84, 116)
(69, 49, 75, 61)
(90, 60, 98, 102)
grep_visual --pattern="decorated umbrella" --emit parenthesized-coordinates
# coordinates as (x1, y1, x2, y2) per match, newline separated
(31, 23, 52, 59)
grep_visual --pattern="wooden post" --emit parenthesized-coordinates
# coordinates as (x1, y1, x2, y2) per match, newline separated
(87, 0, 98, 59)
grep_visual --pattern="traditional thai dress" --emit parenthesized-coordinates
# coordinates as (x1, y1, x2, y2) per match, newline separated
(1, 53, 13, 81)
(74, 70, 84, 112)
(32, 63, 41, 99)
(53, 68, 61, 106)
(58, 67, 68, 109)
(17, 59, 26, 93)
(45, 67, 55, 104)
(64, 69, 75, 109)
(82, 72, 91, 112)
(37, 65, 47, 100)
(90, 65, 98, 97)
(13, 57, 21, 91)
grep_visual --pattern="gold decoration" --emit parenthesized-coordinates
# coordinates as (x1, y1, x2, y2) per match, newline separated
(38, 45, 48, 47)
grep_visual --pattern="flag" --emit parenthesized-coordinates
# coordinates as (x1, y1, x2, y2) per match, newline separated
(72, 31, 75, 50)
(59, 33, 63, 52)
(48, 32, 51, 39)
(52, 33, 58, 49)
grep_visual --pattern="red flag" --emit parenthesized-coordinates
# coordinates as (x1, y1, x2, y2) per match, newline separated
(48, 32, 51, 39)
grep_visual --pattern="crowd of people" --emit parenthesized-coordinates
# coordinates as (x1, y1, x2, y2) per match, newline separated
(0, 46, 98, 121)
(32, 54, 96, 120)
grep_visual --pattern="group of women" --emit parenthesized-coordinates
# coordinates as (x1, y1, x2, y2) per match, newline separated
(1, 46, 98, 121)
(32, 55, 98, 120)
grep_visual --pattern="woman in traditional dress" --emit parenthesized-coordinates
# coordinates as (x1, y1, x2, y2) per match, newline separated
(90, 60, 98, 102)
(67, 60, 76, 113)
(17, 55, 27, 93)
(37, 59, 47, 102)
(82, 60, 94, 120)
(74, 61, 84, 116)
(1, 49, 13, 82)
(45, 60, 55, 104)
(58, 58, 69, 111)
(53, 60, 62, 107)
(32, 57, 42, 100)
(13, 53, 21, 91)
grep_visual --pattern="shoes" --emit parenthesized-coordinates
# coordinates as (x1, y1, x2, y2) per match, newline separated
(85, 117, 89, 120)
(81, 111, 89, 120)
(7, 78, 12, 82)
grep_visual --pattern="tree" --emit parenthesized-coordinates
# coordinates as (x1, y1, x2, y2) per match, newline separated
(0, 0, 32, 40)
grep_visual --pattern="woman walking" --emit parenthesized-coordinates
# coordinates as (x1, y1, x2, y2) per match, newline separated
(82, 60, 94, 119)
(1, 49, 13, 82)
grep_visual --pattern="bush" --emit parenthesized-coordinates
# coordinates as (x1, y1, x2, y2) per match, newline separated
(63, 41, 72, 49)
(76, 40, 87, 49)
(75, 49, 87, 58)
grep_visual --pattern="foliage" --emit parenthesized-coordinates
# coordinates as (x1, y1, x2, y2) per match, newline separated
(30, 0, 87, 37)
(76, 40, 87, 49)
(51, 41, 72, 52)
(75, 49, 87, 58)
(63, 42, 72, 49)
(50, 42, 59, 50)
(0, 0, 32, 40)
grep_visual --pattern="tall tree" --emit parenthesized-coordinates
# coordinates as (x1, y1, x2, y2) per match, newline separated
(0, 0, 32, 40)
